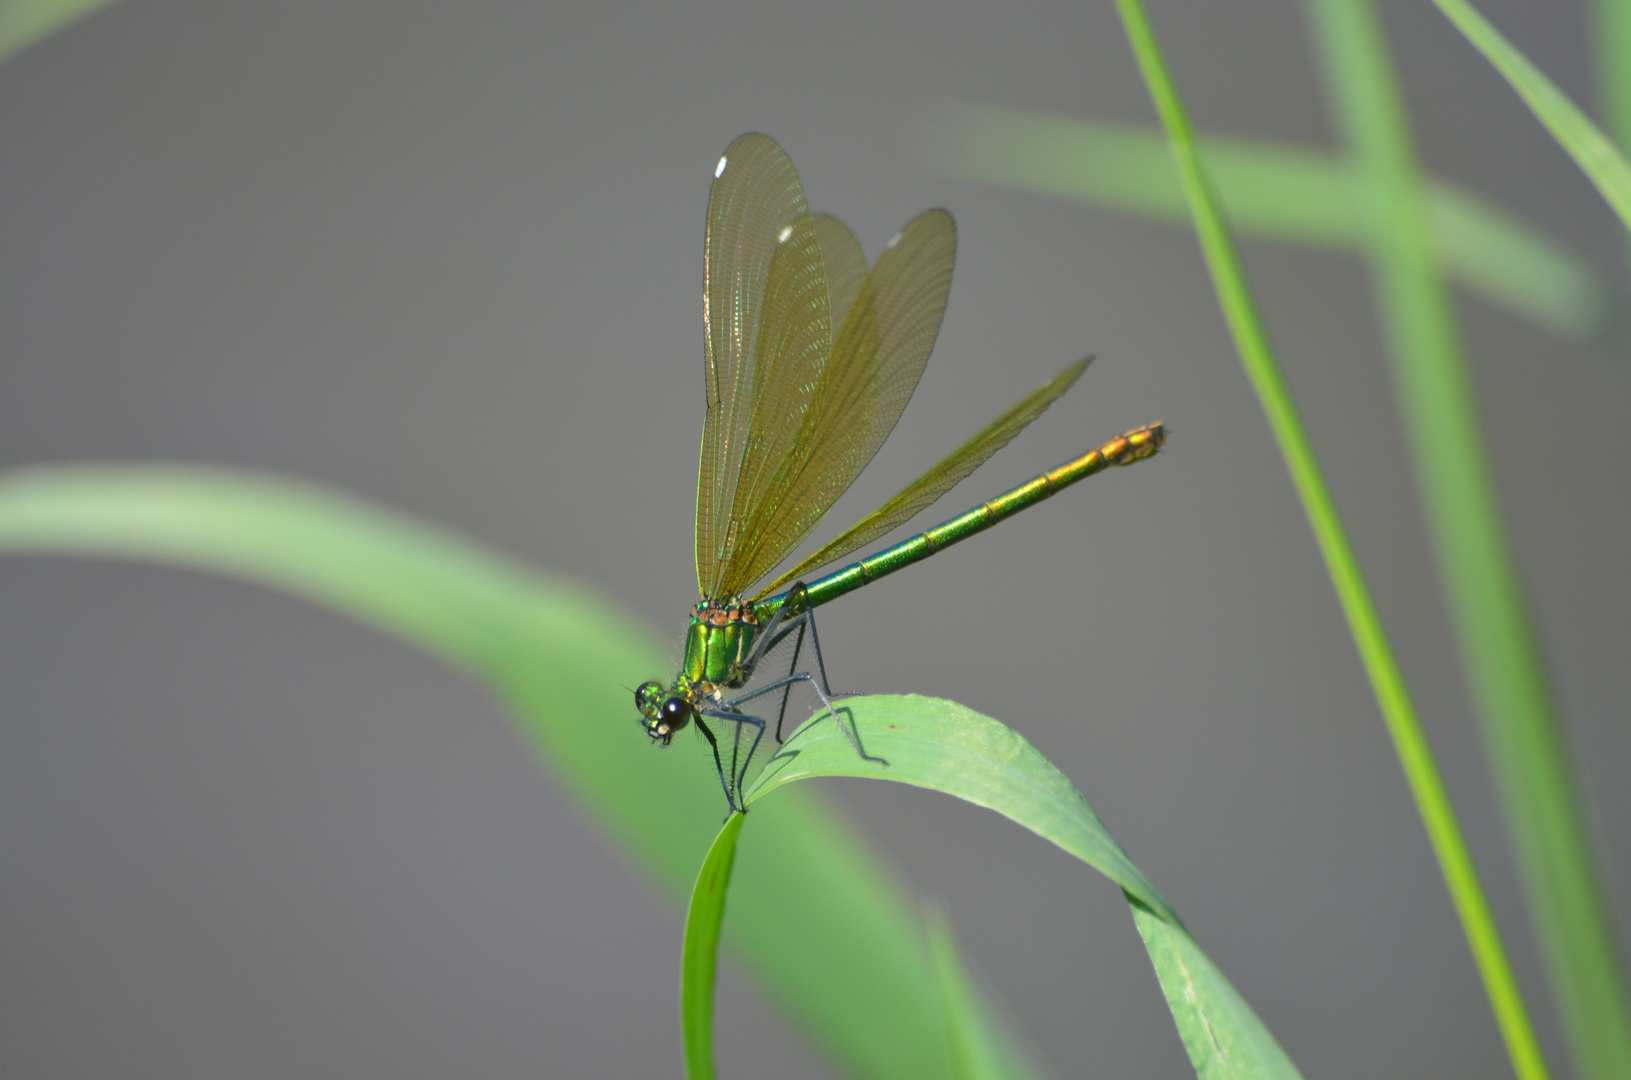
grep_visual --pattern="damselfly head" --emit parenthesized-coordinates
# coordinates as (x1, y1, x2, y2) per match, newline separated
(635, 681, 691, 745)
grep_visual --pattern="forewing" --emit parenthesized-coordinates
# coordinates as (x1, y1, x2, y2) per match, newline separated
(723, 209, 957, 598)
(697, 134, 829, 599)
(755, 357, 1091, 597)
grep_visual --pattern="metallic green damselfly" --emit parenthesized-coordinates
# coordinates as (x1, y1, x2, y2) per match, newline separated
(636, 134, 1165, 812)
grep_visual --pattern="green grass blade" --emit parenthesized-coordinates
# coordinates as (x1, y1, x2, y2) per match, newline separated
(747, 696, 1170, 917)
(926, 103, 1620, 346)
(1589, 0, 1631, 302)
(1108, 2, 1555, 1078)
(1428, 0, 1631, 232)
(0, 0, 122, 62)
(744, 695, 1305, 1080)
(1591, 0, 1631, 157)
(1589, 0, 1631, 275)
(681, 813, 744, 1080)
(925, 907, 1006, 1080)
(0, 464, 1031, 1080)
(1425, 183, 1622, 349)
(1304, 1, 1631, 1076)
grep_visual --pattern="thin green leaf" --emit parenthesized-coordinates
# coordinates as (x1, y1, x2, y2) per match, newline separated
(1428, 0, 1631, 233)
(682, 813, 743, 1080)
(1591, 0, 1631, 155)
(926, 103, 1620, 346)
(0, 0, 121, 62)
(925, 907, 1006, 1080)
(1304, 1, 1628, 1077)
(0, 464, 1029, 1080)
(1125, 897, 1300, 1080)
(739, 695, 1304, 1080)
(1107, 2, 1555, 1079)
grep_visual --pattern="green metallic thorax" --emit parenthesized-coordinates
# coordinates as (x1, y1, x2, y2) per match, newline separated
(679, 604, 761, 693)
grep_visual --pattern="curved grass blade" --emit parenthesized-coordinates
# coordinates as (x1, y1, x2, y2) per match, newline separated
(0, 464, 1033, 1080)
(1109, 1, 1555, 1077)
(1427, 0, 1631, 234)
(0, 0, 119, 61)
(747, 696, 1169, 916)
(713, 694, 1304, 1080)
(682, 813, 744, 1080)
(1304, 1, 1628, 1076)
(925, 103, 1621, 348)
(759, 356, 1089, 597)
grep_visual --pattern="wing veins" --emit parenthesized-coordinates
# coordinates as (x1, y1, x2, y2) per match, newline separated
(753, 356, 1092, 598)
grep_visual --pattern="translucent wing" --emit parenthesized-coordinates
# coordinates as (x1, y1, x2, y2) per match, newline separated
(813, 213, 868, 336)
(718, 209, 958, 599)
(696, 134, 830, 599)
(754, 357, 1091, 598)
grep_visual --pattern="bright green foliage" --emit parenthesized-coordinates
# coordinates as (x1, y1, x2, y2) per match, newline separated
(928, 103, 1621, 348)
(0, 464, 1309, 1079)
(1305, 1, 1630, 1076)
(1105, 0, 1555, 1078)
(0, 465, 999, 1080)
(682, 813, 743, 1080)
(0, 0, 121, 61)
(716, 695, 1304, 1080)
(1127, 900, 1301, 1080)
(745, 697, 1170, 917)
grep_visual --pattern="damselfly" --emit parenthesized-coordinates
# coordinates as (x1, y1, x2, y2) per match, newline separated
(636, 133, 1164, 812)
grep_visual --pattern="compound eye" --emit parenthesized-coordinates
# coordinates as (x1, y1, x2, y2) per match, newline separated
(660, 696, 693, 733)
(635, 681, 663, 714)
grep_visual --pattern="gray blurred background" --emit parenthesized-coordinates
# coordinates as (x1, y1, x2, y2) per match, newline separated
(0, 0, 1626, 1076)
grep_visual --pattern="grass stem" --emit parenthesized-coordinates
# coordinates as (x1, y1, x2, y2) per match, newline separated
(1108, 2, 1551, 1076)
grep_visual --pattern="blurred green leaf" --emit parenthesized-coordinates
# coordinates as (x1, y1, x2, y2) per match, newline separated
(0, 0, 121, 62)
(1105, 0, 1554, 1078)
(925, 907, 1008, 1080)
(0, 464, 1028, 1080)
(1589, 0, 1631, 168)
(1430, 0, 1631, 234)
(727, 695, 1304, 1080)
(1305, 0, 1628, 1076)
(927, 102, 1621, 347)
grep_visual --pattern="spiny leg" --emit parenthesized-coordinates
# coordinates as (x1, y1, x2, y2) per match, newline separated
(723, 669, 886, 768)
(772, 621, 806, 743)
(691, 715, 740, 813)
(736, 581, 809, 685)
(754, 603, 845, 741)
(700, 706, 766, 809)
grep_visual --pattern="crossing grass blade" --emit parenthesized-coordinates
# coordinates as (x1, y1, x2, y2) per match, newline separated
(1427, 0, 1631, 234)
(1304, 1, 1630, 1076)
(926, 103, 1623, 349)
(0, 464, 1034, 1080)
(676, 694, 1303, 1080)
(1107, 0, 1556, 1077)
(0, 0, 119, 60)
